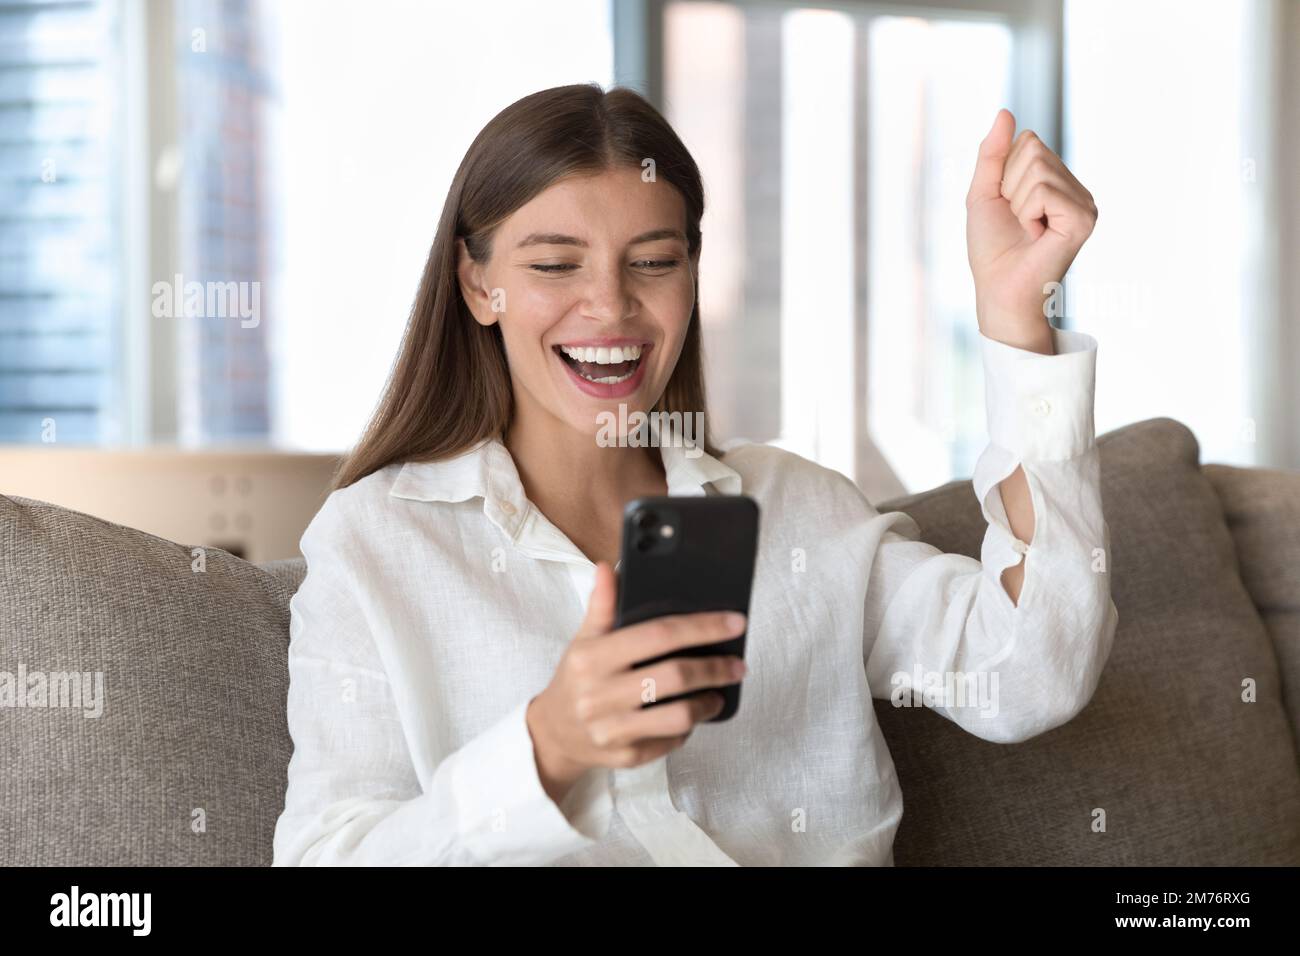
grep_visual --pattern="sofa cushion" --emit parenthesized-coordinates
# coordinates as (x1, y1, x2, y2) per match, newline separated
(258, 557, 307, 594)
(1205, 463, 1300, 747)
(0, 495, 293, 865)
(874, 417, 1300, 865)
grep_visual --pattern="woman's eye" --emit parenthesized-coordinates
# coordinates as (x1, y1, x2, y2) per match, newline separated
(527, 259, 680, 275)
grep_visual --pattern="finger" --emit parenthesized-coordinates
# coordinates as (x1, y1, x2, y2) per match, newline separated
(574, 560, 619, 640)
(588, 694, 725, 750)
(591, 654, 741, 715)
(966, 108, 1015, 208)
(998, 128, 1041, 199)
(1011, 181, 1096, 245)
(1007, 165, 1084, 225)
(1034, 150, 1093, 207)
(1001, 133, 1092, 209)
(603, 734, 689, 770)
(604, 610, 747, 670)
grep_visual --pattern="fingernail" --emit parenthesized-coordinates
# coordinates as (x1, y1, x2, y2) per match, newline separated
(731, 658, 748, 678)
(726, 612, 747, 631)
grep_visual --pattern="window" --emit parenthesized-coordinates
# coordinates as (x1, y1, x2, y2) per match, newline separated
(272, 0, 614, 451)
(0, 0, 123, 444)
(1063, 0, 1277, 467)
(2, 0, 615, 451)
(865, 16, 1013, 492)
(174, 0, 277, 444)
(660, 0, 1059, 498)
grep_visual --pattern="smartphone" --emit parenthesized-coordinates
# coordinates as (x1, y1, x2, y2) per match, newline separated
(613, 495, 760, 722)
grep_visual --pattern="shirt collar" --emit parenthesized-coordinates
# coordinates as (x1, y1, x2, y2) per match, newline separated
(389, 420, 743, 526)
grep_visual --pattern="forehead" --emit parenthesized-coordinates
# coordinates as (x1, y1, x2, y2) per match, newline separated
(500, 166, 686, 240)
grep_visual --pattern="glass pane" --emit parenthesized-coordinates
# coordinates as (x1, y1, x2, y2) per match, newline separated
(664, 0, 774, 446)
(780, 8, 856, 479)
(866, 15, 1013, 492)
(666, 3, 1018, 496)
(0, 0, 120, 444)
(175, 0, 277, 444)
(667, 3, 858, 474)
(274, 0, 613, 451)
(1064, 0, 1256, 466)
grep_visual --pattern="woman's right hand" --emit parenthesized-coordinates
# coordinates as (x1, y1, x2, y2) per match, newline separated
(525, 560, 748, 804)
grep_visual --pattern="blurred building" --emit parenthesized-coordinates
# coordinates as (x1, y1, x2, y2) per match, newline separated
(0, 0, 120, 443)
(174, 0, 276, 443)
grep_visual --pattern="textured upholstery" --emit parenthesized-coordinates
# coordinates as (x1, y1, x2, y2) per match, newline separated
(0, 497, 293, 865)
(1204, 463, 1300, 746)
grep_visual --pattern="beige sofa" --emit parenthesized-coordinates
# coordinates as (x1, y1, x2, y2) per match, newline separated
(2, 417, 1297, 865)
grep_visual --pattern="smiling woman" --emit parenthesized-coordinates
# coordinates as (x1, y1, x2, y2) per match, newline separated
(272, 82, 1118, 867)
(330, 87, 719, 493)
(462, 167, 693, 420)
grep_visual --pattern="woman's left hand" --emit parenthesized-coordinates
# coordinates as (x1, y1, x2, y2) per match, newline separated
(965, 108, 1098, 351)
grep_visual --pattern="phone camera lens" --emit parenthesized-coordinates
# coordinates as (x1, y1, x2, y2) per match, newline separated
(634, 510, 657, 531)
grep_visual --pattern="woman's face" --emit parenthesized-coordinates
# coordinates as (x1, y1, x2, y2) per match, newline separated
(458, 165, 698, 440)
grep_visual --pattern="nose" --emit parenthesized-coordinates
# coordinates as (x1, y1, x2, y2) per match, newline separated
(580, 258, 637, 323)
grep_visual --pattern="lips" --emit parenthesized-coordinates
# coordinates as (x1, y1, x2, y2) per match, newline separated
(553, 343, 652, 399)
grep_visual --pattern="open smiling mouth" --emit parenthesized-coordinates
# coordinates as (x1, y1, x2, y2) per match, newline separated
(552, 343, 648, 386)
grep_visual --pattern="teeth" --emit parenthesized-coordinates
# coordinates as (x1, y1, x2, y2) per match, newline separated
(579, 369, 636, 384)
(559, 343, 643, 364)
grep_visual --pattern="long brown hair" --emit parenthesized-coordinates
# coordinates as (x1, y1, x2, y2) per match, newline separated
(331, 82, 721, 491)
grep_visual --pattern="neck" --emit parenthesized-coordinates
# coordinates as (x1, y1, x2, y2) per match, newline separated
(504, 404, 668, 512)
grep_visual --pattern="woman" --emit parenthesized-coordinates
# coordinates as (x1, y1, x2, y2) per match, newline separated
(272, 83, 1116, 866)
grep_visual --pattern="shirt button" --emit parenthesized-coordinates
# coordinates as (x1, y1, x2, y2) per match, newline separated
(1031, 397, 1052, 417)
(499, 500, 516, 515)
(1011, 539, 1029, 554)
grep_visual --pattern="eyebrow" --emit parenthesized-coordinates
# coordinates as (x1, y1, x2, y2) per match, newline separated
(514, 228, 686, 249)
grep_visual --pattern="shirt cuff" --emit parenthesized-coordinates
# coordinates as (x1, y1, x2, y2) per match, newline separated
(980, 325, 1098, 462)
(444, 697, 613, 864)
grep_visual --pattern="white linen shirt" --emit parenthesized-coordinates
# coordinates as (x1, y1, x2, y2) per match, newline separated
(272, 325, 1117, 867)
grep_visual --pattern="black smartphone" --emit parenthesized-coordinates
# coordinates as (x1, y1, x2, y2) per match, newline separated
(613, 495, 760, 722)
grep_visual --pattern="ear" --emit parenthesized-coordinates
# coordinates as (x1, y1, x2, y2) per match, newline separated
(456, 238, 498, 328)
